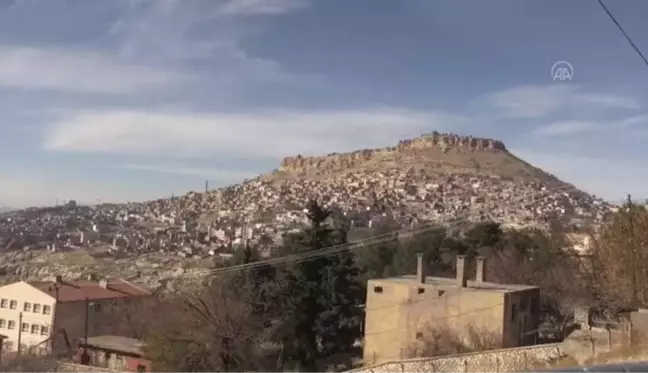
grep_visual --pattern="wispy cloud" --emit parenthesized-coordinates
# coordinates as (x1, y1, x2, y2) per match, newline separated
(0, 46, 185, 94)
(105, 0, 314, 87)
(513, 148, 648, 201)
(533, 115, 648, 137)
(43, 108, 467, 159)
(116, 163, 258, 181)
(533, 120, 600, 136)
(216, 0, 309, 16)
(484, 85, 640, 119)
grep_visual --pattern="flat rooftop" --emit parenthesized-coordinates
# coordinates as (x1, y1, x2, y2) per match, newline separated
(80, 335, 145, 356)
(371, 275, 538, 293)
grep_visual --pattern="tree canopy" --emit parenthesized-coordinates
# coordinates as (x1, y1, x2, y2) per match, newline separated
(274, 200, 363, 371)
(590, 198, 648, 310)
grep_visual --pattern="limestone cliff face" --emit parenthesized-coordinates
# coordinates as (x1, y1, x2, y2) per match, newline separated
(279, 132, 507, 174)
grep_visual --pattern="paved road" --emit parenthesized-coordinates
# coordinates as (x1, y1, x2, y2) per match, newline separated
(526, 361, 648, 373)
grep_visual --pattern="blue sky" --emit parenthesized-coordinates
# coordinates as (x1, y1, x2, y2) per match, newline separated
(1, 0, 648, 207)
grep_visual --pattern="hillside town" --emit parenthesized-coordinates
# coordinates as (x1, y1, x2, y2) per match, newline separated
(4, 0, 648, 370)
(0, 134, 637, 372)
(0, 155, 614, 288)
(0, 135, 613, 250)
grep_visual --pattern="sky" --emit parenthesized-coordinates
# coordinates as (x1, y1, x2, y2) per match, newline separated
(1, 0, 648, 207)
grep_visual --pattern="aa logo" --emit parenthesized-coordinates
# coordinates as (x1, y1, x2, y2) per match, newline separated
(551, 60, 574, 81)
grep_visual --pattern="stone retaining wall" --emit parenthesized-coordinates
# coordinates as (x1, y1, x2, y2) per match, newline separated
(348, 343, 564, 373)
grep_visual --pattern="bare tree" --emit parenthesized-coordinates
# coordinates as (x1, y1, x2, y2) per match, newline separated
(144, 273, 282, 372)
(485, 234, 587, 331)
(587, 202, 648, 311)
(100, 296, 163, 340)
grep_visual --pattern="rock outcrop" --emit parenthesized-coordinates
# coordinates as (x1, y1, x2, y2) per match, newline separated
(280, 132, 507, 175)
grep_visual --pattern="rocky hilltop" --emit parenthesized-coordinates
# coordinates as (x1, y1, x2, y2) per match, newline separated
(0, 132, 614, 290)
(280, 132, 506, 176)
(195, 132, 609, 235)
(273, 132, 553, 183)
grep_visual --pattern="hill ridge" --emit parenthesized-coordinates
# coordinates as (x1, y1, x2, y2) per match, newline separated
(280, 132, 506, 176)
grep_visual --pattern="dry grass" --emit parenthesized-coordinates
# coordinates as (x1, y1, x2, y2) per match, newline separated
(0, 356, 59, 372)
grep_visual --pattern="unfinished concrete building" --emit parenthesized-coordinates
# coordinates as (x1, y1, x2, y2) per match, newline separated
(363, 254, 541, 364)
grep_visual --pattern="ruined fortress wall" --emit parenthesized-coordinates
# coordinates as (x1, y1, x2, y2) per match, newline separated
(279, 132, 507, 173)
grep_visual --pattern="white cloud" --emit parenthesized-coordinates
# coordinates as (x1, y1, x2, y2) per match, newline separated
(615, 115, 648, 127)
(115, 163, 258, 181)
(485, 85, 640, 119)
(106, 0, 313, 88)
(43, 108, 467, 159)
(512, 149, 648, 201)
(533, 115, 648, 137)
(0, 46, 184, 94)
(216, 0, 308, 16)
(533, 120, 600, 136)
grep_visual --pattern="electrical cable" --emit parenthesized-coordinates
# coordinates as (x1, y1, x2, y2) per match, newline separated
(190, 215, 469, 277)
(596, 0, 648, 69)
(184, 184, 591, 279)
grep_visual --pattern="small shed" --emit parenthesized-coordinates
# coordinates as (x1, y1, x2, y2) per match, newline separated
(75, 335, 151, 372)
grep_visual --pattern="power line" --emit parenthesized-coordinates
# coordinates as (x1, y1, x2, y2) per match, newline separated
(150, 184, 585, 282)
(81, 185, 601, 363)
(596, 0, 648, 69)
(136, 187, 604, 365)
(191, 215, 470, 278)
(42, 184, 583, 283)
(189, 184, 589, 278)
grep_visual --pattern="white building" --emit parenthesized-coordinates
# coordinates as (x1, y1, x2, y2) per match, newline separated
(0, 277, 149, 357)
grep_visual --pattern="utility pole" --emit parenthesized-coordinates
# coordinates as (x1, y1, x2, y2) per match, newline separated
(51, 283, 60, 355)
(628, 194, 638, 308)
(16, 312, 22, 356)
(241, 217, 249, 249)
(84, 297, 89, 344)
(81, 298, 91, 366)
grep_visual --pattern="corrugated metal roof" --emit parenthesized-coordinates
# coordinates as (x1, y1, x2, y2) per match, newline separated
(80, 335, 145, 356)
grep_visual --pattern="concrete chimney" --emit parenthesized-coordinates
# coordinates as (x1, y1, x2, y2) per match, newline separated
(416, 253, 427, 284)
(456, 255, 468, 288)
(476, 256, 487, 283)
(99, 279, 108, 289)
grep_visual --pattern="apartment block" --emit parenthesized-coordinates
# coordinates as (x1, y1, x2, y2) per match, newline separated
(363, 254, 541, 365)
(0, 276, 150, 357)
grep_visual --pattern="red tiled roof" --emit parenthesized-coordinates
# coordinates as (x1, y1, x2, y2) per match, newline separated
(28, 279, 150, 303)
